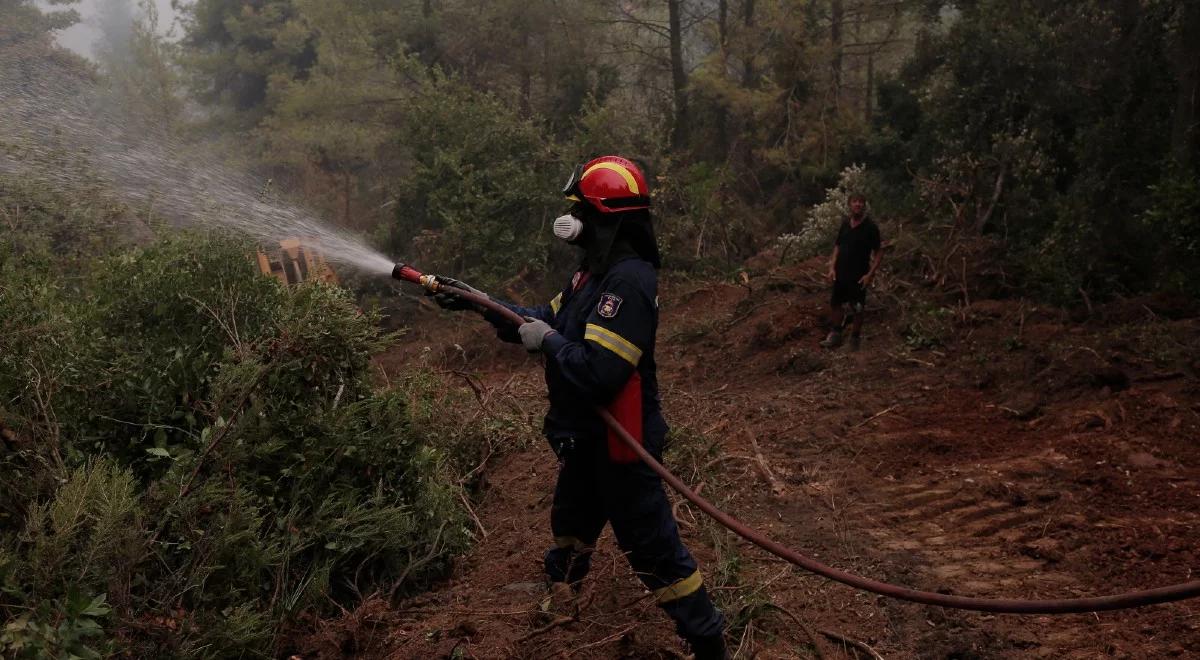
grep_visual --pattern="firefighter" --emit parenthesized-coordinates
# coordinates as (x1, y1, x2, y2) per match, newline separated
(431, 156, 727, 659)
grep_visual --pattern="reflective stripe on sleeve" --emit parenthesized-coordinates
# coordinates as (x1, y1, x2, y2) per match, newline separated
(654, 570, 703, 603)
(583, 323, 643, 366)
(550, 292, 563, 315)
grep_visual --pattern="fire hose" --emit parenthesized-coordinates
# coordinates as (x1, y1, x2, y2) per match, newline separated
(392, 263, 1200, 614)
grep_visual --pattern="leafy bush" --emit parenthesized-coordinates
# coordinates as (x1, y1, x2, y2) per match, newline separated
(1140, 165, 1200, 293)
(653, 161, 735, 269)
(1, 588, 113, 660)
(901, 303, 955, 350)
(0, 231, 468, 656)
(0, 461, 131, 658)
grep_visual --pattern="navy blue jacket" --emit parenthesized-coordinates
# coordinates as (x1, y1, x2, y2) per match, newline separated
(487, 256, 668, 442)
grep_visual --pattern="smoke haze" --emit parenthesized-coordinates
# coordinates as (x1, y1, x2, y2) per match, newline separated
(36, 0, 178, 59)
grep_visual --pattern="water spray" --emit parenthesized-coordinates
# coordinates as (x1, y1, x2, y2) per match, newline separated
(1, 54, 396, 276)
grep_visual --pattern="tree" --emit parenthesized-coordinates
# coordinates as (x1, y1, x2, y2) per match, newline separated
(383, 75, 560, 289)
(0, 1, 82, 57)
(261, 0, 410, 228)
(431, 0, 618, 133)
(1170, 1, 1200, 167)
(93, 0, 135, 67)
(668, 0, 689, 149)
(871, 0, 1183, 299)
(177, 0, 318, 127)
(95, 1, 183, 128)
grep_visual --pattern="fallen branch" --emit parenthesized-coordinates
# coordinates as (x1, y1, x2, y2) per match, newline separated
(701, 454, 757, 473)
(749, 433, 785, 496)
(561, 623, 639, 658)
(705, 383, 730, 397)
(451, 370, 485, 402)
(852, 405, 898, 430)
(1078, 286, 1094, 318)
(763, 603, 828, 660)
(388, 521, 449, 601)
(724, 301, 772, 330)
(518, 614, 574, 642)
(886, 351, 934, 368)
(985, 403, 1023, 417)
(819, 628, 886, 660)
(672, 481, 704, 528)
(458, 489, 488, 540)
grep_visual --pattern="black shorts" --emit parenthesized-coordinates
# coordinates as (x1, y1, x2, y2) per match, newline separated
(831, 281, 866, 308)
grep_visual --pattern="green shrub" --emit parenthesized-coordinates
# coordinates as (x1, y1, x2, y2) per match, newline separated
(654, 161, 739, 270)
(0, 590, 113, 660)
(1140, 165, 1200, 293)
(901, 303, 955, 349)
(19, 461, 143, 601)
(0, 232, 468, 656)
(1, 461, 131, 659)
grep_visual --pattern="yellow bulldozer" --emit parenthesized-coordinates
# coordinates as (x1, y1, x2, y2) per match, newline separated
(256, 239, 338, 285)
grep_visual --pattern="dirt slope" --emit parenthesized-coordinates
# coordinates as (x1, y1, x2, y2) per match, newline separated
(306, 258, 1200, 659)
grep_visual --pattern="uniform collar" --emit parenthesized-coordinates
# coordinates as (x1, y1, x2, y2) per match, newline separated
(585, 238, 638, 275)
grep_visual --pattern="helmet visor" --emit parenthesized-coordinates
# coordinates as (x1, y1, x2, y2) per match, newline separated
(562, 163, 583, 200)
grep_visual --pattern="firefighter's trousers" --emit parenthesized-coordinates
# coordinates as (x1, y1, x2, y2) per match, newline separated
(543, 432, 725, 642)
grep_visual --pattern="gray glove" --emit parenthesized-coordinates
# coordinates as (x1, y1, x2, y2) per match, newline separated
(518, 317, 555, 353)
(428, 276, 486, 312)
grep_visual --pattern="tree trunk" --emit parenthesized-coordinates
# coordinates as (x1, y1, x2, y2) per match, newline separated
(742, 0, 756, 87)
(831, 0, 844, 111)
(519, 30, 532, 117)
(1172, 1, 1200, 167)
(714, 0, 729, 158)
(865, 50, 874, 122)
(669, 0, 689, 150)
(416, 0, 438, 68)
(718, 0, 728, 46)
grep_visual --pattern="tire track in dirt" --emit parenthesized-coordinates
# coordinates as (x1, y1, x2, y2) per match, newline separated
(842, 419, 1200, 658)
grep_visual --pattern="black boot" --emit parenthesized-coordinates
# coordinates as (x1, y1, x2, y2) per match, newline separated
(820, 330, 843, 348)
(687, 633, 728, 660)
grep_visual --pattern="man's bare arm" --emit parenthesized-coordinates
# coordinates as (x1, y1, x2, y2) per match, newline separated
(860, 249, 883, 285)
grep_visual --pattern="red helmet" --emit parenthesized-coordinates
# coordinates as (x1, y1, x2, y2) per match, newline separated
(562, 156, 650, 213)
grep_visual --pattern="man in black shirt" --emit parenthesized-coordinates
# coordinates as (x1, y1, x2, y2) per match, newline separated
(821, 193, 882, 350)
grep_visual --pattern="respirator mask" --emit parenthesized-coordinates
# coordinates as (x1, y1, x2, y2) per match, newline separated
(555, 164, 590, 244)
(553, 213, 584, 242)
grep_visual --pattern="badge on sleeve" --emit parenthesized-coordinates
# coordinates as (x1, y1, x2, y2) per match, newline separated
(597, 293, 623, 318)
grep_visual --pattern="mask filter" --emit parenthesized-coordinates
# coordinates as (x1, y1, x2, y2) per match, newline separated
(553, 213, 584, 242)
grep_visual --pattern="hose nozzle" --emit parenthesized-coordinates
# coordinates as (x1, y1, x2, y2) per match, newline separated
(391, 263, 443, 292)
(391, 262, 421, 284)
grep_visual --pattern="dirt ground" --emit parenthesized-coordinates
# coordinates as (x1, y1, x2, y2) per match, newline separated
(300, 258, 1200, 659)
